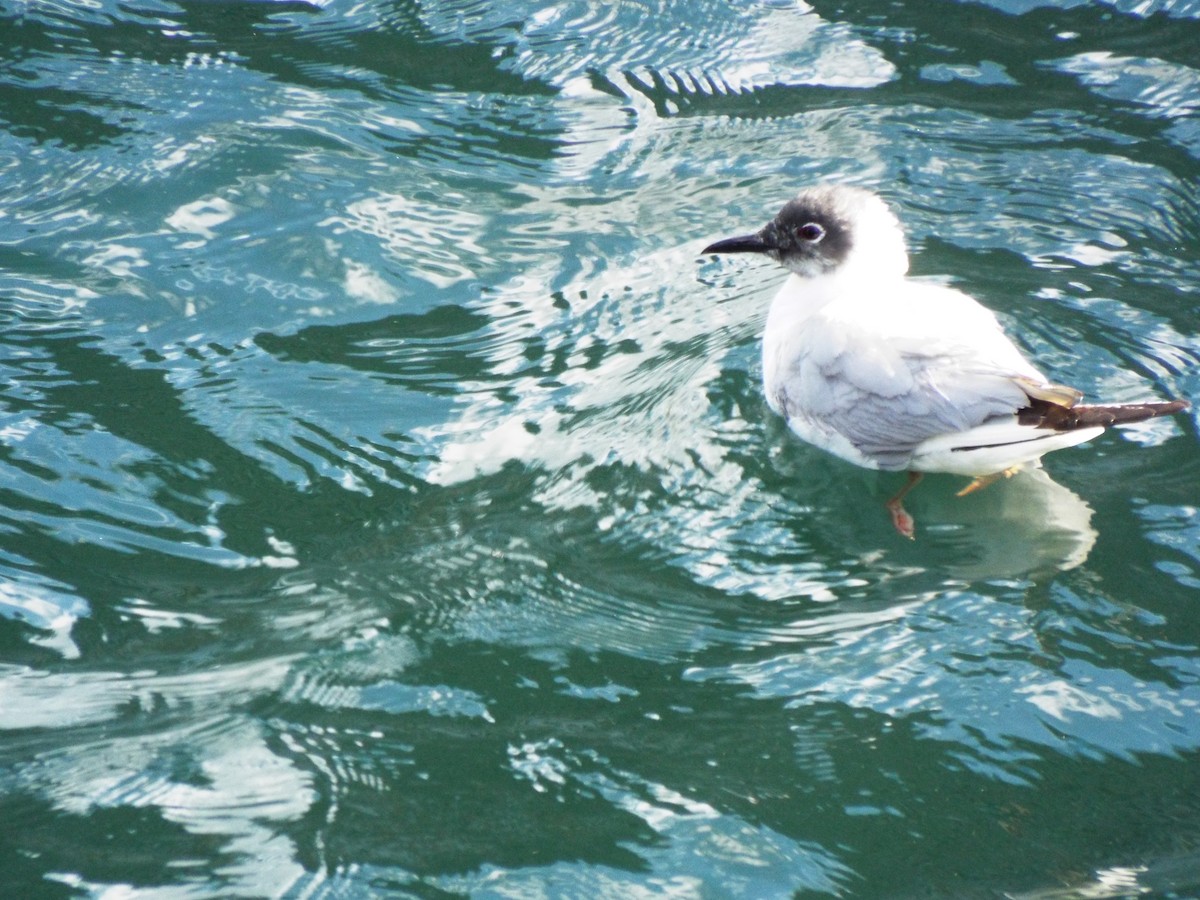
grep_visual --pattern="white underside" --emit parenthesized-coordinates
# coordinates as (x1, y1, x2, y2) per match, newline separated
(785, 415, 1104, 476)
(907, 421, 1104, 476)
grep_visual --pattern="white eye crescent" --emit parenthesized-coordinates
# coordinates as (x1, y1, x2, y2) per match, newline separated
(797, 222, 825, 242)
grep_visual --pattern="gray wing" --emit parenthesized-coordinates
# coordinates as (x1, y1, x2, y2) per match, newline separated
(838, 363, 1030, 469)
(781, 340, 1047, 471)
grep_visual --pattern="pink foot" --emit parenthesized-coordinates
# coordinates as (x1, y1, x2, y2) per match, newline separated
(886, 499, 915, 540)
(885, 472, 922, 539)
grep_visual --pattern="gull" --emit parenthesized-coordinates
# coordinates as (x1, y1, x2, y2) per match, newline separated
(702, 184, 1188, 537)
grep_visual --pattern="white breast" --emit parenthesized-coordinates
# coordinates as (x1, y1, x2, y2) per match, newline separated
(760, 271, 883, 468)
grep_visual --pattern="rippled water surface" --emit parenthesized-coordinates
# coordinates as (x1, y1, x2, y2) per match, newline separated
(2, 0, 1200, 896)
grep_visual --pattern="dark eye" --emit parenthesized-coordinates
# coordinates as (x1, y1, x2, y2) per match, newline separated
(797, 222, 825, 242)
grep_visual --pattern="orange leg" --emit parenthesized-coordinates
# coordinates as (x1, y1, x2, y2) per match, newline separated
(956, 465, 1022, 497)
(885, 471, 923, 539)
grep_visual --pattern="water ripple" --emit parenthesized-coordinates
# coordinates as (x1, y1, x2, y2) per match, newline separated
(413, 0, 896, 93)
(686, 587, 1200, 775)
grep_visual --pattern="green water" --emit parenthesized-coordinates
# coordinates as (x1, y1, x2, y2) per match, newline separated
(1, 0, 1199, 897)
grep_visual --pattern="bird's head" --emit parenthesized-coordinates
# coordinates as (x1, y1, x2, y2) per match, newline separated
(703, 184, 908, 279)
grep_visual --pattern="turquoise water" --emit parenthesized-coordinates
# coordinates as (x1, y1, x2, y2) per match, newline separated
(2, 0, 1199, 896)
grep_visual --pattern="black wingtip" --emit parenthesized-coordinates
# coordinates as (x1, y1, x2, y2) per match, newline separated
(1021, 397, 1189, 430)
